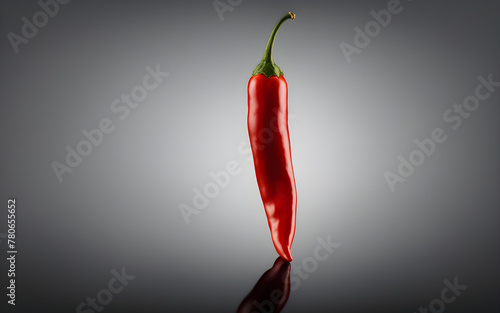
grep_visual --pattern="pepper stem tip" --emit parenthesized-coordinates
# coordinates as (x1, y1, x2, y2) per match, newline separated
(252, 12, 296, 78)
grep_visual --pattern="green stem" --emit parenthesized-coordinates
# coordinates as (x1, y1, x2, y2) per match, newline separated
(252, 12, 295, 78)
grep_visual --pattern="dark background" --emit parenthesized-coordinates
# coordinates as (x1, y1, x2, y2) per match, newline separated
(1, 0, 499, 312)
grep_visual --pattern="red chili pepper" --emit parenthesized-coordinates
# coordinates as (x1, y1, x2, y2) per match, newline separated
(248, 12, 297, 262)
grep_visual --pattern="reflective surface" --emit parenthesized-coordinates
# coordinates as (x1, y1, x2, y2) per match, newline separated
(0, 1, 499, 312)
(238, 257, 291, 313)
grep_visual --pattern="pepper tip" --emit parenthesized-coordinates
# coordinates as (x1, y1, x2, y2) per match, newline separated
(279, 250, 293, 262)
(289, 12, 295, 20)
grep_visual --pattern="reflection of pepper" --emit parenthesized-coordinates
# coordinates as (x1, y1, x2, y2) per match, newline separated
(237, 257, 291, 313)
(248, 12, 296, 262)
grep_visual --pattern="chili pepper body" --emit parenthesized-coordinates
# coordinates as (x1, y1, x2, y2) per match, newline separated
(247, 12, 296, 262)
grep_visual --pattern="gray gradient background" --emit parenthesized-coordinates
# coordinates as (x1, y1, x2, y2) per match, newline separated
(1, 0, 499, 312)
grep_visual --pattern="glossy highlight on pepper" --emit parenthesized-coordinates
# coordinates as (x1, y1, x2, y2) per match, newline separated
(247, 12, 297, 262)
